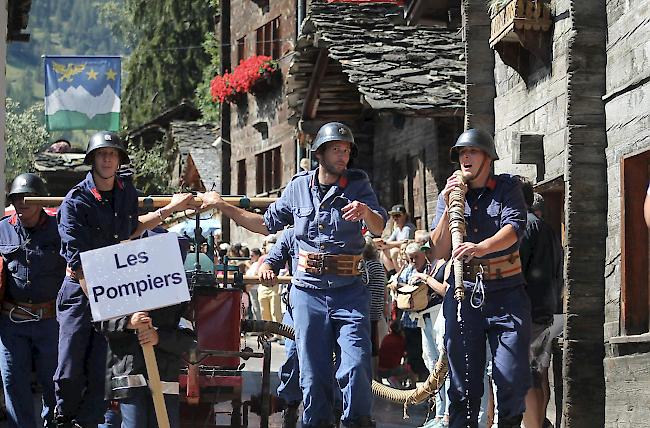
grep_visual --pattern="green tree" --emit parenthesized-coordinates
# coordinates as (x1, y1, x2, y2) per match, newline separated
(128, 141, 173, 194)
(122, 0, 214, 128)
(194, 31, 220, 123)
(5, 99, 50, 183)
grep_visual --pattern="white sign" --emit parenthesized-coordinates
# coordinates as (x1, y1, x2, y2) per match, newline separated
(81, 233, 190, 322)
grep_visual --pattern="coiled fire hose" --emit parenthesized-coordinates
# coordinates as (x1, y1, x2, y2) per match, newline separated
(449, 170, 468, 308)
(241, 320, 449, 419)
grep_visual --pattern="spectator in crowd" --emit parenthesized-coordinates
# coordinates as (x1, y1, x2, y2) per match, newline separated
(410, 232, 450, 428)
(531, 193, 545, 220)
(363, 236, 388, 379)
(377, 321, 417, 389)
(258, 235, 282, 329)
(376, 204, 416, 274)
(0, 174, 65, 427)
(519, 180, 563, 428)
(392, 242, 430, 381)
(246, 248, 264, 321)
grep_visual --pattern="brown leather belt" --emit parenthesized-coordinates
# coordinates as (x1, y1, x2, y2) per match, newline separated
(298, 251, 363, 276)
(463, 251, 522, 281)
(65, 266, 79, 280)
(1, 299, 57, 321)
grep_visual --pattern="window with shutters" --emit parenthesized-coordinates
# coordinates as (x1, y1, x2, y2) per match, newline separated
(237, 159, 247, 195)
(255, 147, 282, 194)
(255, 16, 281, 59)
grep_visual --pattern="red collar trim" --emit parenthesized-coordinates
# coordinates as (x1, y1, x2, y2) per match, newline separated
(116, 177, 124, 190)
(486, 176, 497, 191)
(90, 188, 102, 201)
(310, 169, 348, 189)
(9, 211, 48, 229)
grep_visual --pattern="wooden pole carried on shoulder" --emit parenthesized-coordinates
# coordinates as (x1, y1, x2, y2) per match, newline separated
(23, 195, 277, 209)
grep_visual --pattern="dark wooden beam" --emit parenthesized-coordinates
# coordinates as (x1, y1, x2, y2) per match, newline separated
(302, 48, 329, 120)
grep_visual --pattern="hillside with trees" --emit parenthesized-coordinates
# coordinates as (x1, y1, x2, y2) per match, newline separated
(7, 0, 127, 110)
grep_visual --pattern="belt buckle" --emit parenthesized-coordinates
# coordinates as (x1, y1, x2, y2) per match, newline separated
(313, 253, 325, 275)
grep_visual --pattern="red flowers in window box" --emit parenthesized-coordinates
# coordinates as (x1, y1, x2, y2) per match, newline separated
(210, 55, 279, 103)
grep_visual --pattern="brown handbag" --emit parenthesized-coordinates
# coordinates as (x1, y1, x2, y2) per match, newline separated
(396, 282, 429, 312)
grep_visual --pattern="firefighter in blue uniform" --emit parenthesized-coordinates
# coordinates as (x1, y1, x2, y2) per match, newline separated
(200, 122, 387, 428)
(430, 129, 531, 428)
(0, 173, 65, 427)
(54, 131, 197, 428)
(257, 228, 302, 428)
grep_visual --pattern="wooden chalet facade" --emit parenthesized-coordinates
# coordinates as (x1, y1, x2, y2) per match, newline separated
(441, 0, 650, 426)
(287, 0, 465, 230)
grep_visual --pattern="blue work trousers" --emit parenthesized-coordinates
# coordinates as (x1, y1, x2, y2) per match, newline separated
(120, 388, 180, 428)
(54, 279, 108, 426)
(443, 285, 531, 428)
(277, 307, 302, 405)
(0, 316, 58, 427)
(290, 281, 372, 427)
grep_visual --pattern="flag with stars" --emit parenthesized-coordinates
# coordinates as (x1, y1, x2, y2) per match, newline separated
(44, 56, 121, 131)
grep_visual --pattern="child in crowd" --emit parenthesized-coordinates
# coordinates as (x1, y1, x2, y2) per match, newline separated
(377, 320, 417, 389)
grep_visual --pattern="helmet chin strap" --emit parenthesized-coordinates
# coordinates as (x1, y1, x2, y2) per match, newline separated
(92, 166, 116, 181)
(467, 156, 490, 185)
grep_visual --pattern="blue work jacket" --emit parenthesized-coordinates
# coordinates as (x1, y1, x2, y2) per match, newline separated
(0, 211, 66, 303)
(264, 168, 387, 289)
(431, 174, 527, 291)
(58, 172, 139, 272)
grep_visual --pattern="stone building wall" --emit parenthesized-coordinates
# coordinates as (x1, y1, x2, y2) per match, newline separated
(603, 0, 650, 425)
(372, 113, 460, 231)
(228, 0, 298, 247)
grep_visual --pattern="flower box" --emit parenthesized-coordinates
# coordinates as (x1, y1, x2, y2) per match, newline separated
(489, 0, 552, 75)
(210, 55, 279, 104)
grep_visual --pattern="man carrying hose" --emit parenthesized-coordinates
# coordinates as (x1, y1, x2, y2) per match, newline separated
(429, 129, 531, 428)
(54, 131, 197, 428)
(200, 122, 387, 428)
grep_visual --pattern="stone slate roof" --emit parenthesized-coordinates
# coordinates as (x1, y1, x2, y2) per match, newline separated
(33, 152, 90, 173)
(126, 100, 201, 148)
(170, 121, 221, 191)
(289, 1, 465, 114)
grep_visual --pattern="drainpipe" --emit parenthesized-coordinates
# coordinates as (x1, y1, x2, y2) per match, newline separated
(296, 0, 306, 40)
